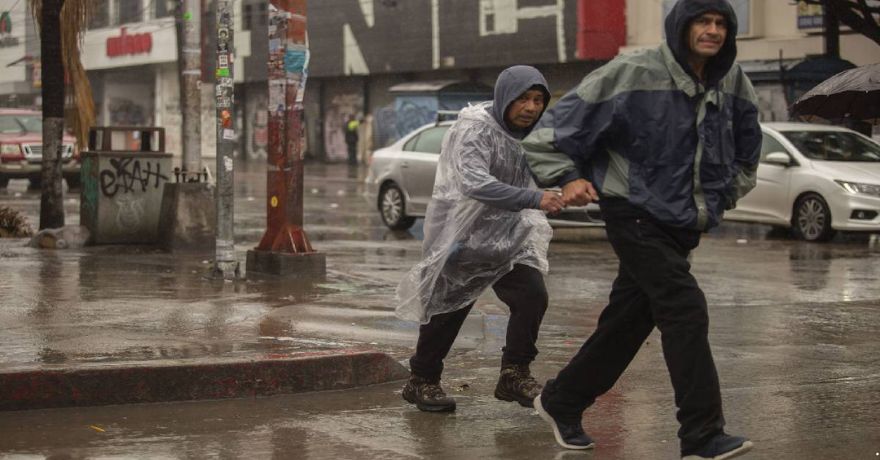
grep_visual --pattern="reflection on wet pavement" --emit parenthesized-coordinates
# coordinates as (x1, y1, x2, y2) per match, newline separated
(1, 163, 879, 458)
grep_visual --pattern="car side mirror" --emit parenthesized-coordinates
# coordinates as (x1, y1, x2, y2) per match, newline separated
(764, 151, 792, 166)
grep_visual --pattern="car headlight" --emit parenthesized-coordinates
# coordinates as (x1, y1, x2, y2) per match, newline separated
(835, 180, 880, 197)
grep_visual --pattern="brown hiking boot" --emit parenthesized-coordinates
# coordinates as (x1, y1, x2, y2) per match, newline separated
(402, 376, 456, 412)
(494, 364, 542, 407)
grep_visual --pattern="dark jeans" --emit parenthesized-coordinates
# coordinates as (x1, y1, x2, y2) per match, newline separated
(542, 200, 724, 453)
(409, 264, 548, 382)
(346, 142, 358, 165)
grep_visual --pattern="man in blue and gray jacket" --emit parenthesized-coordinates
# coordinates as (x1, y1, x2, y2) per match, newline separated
(524, 1, 761, 459)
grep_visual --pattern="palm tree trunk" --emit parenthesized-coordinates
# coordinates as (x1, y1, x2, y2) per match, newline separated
(40, 0, 66, 229)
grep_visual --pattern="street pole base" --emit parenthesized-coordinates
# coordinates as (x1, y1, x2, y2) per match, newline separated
(246, 249, 326, 279)
(209, 260, 241, 281)
(157, 182, 215, 252)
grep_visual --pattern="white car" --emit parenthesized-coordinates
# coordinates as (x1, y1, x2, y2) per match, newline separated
(364, 121, 602, 230)
(724, 122, 880, 242)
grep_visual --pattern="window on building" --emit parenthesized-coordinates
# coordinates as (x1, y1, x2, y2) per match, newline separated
(258, 2, 267, 27)
(242, 3, 253, 30)
(117, 0, 143, 25)
(242, 2, 267, 31)
(155, 0, 173, 19)
(89, 0, 109, 29)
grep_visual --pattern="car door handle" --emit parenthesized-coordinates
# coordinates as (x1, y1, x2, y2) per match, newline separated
(401, 161, 409, 168)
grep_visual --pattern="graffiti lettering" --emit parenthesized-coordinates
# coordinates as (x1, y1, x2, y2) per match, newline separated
(99, 158, 169, 197)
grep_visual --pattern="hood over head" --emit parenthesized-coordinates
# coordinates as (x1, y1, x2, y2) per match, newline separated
(489, 65, 550, 139)
(664, 0, 738, 86)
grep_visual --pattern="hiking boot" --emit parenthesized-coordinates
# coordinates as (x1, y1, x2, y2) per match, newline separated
(494, 364, 543, 407)
(402, 376, 456, 412)
(533, 393, 594, 450)
(682, 433, 753, 460)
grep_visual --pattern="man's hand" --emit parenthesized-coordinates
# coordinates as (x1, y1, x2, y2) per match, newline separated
(561, 179, 599, 206)
(539, 191, 565, 215)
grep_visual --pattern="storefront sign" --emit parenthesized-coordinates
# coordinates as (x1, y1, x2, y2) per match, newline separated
(106, 27, 153, 57)
(797, 2, 824, 29)
(0, 11, 19, 47)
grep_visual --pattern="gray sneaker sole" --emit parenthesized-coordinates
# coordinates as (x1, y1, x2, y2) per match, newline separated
(681, 441, 753, 460)
(534, 395, 594, 450)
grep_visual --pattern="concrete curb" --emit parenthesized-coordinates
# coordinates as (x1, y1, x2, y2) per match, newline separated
(0, 350, 409, 411)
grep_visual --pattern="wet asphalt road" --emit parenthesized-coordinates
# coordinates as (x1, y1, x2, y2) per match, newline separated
(1, 162, 879, 459)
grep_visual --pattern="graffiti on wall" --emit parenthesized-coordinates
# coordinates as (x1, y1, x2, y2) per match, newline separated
(99, 157, 169, 198)
(394, 96, 437, 139)
(307, 0, 604, 77)
(90, 156, 170, 237)
(324, 92, 362, 162)
(245, 91, 269, 160)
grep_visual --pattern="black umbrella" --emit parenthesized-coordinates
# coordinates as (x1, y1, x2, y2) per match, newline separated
(791, 62, 880, 121)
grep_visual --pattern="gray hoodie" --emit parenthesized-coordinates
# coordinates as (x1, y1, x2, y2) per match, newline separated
(470, 65, 551, 210)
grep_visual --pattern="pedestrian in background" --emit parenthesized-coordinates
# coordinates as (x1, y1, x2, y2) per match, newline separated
(396, 65, 564, 412)
(345, 114, 359, 165)
(523, 0, 761, 458)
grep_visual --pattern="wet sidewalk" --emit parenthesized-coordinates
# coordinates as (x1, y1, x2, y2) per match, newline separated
(0, 163, 427, 411)
(3, 163, 880, 459)
(0, 237, 418, 410)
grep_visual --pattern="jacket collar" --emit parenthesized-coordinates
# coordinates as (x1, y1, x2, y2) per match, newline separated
(661, 43, 700, 98)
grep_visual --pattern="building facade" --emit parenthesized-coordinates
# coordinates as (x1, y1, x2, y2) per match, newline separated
(1, 0, 877, 162)
(245, 0, 627, 161)
(0, 0, 39, 107)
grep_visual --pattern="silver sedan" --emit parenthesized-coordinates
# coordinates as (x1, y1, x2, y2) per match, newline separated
(364, 121, 602, 230)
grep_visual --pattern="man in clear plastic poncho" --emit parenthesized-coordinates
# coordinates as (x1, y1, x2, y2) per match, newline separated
(396, 65, 564, 413)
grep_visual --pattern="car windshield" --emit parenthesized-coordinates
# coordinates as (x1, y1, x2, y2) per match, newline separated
(781, 130, 880, 162)
(0, 114, 42, 134)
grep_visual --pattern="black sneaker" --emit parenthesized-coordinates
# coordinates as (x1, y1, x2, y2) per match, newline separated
(402, 376, 456, 412)
(682, 433, 753, 460)
(533, 393, 594, 450)
(494, 364, 543, 408)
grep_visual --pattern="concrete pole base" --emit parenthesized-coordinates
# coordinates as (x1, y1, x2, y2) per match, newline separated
(209, 260, 241, 280)
(157, 182, 216, 252)
(246, 249, 326, 279)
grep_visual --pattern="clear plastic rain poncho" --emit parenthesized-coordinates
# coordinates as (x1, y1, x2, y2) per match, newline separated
(395, 102, 552, 324)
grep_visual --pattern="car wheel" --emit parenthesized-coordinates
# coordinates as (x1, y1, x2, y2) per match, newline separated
(379, 183, 416, 230)
(28, 176, 41, 189)
(792, 193, 835, 242)
(65, 174, 81, 189)
(0, 175, 8, 188)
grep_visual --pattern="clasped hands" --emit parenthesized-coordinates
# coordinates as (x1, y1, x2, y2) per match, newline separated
(539, 179, 599, 215)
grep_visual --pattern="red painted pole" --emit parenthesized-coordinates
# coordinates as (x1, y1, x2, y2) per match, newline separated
(256, 0, 313, 254)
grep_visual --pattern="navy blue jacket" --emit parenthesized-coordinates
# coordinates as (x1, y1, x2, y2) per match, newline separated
(524, 0, 762, 230)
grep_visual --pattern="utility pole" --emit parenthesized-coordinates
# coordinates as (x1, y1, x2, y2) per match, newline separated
(246, 0, 325, 278)
(823, 3, 840, 59)
(212, 0, 239, 279)
(176, 0, 202, 176)
(39, 0, 65, 229)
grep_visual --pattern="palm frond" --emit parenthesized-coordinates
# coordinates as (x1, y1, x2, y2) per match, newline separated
(30, 0, 96, 150)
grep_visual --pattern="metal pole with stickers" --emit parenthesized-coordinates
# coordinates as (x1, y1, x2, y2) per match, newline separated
(246, 0, 325, 278)
(212, 0, 240, 279)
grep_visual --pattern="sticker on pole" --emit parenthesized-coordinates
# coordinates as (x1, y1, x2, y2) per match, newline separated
(284, 50, 307, 74)
(270, 196, 279, 208)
